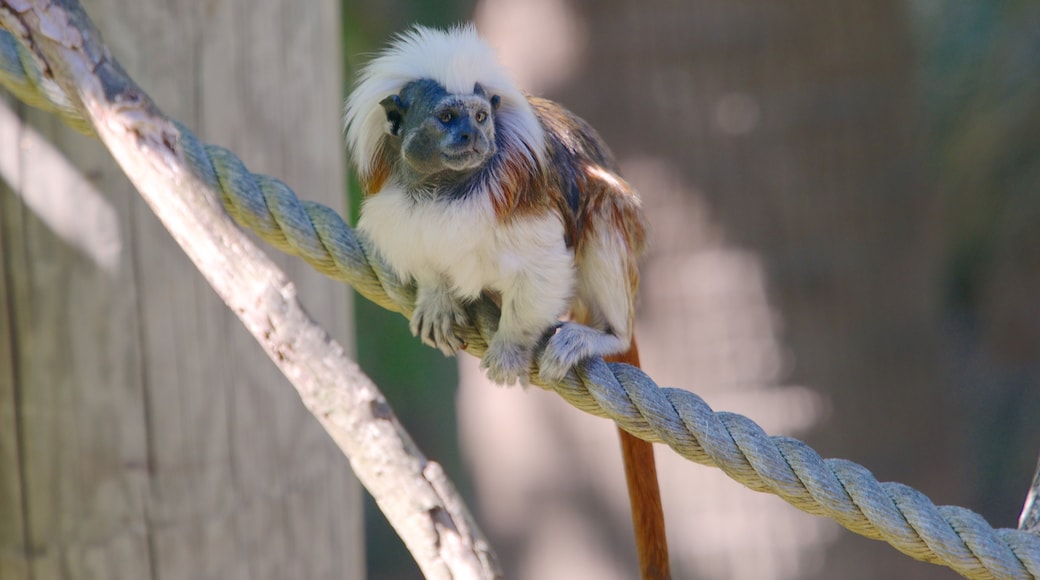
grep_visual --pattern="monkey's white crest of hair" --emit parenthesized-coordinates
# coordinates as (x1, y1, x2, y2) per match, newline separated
(344, 24, 546, 180)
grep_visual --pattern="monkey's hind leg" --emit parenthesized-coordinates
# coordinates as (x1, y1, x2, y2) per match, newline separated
(482, 268, 572, 385)
(410, 278, 468, 356)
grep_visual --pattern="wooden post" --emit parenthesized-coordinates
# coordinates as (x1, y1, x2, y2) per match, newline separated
(0, 1, 362, 578)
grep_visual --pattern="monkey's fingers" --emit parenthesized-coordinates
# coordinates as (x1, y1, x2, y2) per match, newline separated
(409, 306, 467, 357)
(410, 316, 461, 356)
(481, 339, 531, 386)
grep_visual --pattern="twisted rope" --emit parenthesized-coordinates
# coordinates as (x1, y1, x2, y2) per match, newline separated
(2, 25, 1038, 580)
(0, 22, 91, 133)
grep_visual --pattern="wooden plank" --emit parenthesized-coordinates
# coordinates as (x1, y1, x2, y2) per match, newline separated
(0, 96, 31, 580)
(1, 0, 360, 577)
(7, 102, 152, 580)
(210, 1, 362, 576)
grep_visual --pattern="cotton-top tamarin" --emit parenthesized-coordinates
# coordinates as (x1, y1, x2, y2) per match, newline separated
(344, 25, 669, 579)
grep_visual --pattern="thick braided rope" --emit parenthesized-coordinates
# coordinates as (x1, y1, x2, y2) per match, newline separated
(2, 26, 1038, 580)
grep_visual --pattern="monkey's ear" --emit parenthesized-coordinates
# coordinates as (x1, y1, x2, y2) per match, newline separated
(473, 83, 502, 111)
(379, 94, 407, 136)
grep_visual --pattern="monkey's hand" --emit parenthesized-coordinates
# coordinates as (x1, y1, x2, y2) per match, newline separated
(410, 282, 468, 356)
(538, 322, 628, 382)
(481, 338, 532, 386)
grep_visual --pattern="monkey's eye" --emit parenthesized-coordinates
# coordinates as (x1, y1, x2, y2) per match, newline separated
(475, 110, 488, 124)
(438, 111, 454, 124)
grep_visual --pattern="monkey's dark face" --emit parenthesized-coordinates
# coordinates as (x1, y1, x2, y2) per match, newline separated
(381, 80, 501, 178)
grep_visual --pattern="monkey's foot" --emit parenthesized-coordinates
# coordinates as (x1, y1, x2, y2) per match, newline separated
(410, 293, 468, 356)
(481, 339, 531, 386)
(538, 322, 625, 382)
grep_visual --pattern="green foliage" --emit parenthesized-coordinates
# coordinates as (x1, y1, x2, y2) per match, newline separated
(912, 1, 1040, 317)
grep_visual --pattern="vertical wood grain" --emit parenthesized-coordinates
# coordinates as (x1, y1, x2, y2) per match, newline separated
(0, 1, 361, 578)
(0, 97, 30, 580)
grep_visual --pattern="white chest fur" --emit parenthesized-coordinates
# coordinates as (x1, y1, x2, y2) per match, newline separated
(357, 186, 576, 302)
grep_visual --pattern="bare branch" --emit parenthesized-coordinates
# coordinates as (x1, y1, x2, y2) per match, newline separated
(1020, 452, 1040, 534)
(0, 1, 500, 577)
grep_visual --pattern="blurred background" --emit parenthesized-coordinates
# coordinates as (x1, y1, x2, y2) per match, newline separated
(346, 1, 1040, 579)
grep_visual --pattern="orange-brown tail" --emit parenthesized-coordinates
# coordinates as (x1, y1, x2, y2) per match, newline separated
(605, 336, 671, 580)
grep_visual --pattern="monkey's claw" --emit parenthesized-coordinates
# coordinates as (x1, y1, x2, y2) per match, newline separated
(481, 339, 531, 386)
(410, 292, 468, 356)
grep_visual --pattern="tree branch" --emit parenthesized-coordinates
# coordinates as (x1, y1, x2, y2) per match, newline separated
(0, 1, 500, 577)
(1020, 452, 1040, 535)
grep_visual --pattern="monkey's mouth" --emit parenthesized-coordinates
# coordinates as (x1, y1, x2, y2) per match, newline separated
(441, 148, 487, 170)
